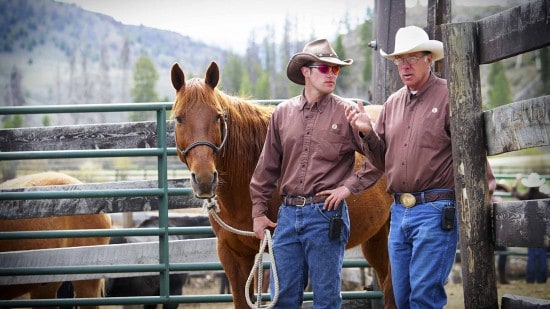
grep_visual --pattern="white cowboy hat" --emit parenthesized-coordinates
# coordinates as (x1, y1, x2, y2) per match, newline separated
(380, 25, 444, 61)
(287, 39, 353, 85)
(521, 172, 546, 188)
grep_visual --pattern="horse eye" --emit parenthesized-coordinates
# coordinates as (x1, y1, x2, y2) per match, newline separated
(175, 116, 183, 124)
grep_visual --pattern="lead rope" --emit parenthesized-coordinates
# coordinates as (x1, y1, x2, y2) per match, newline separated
(203, 198, 279, 309)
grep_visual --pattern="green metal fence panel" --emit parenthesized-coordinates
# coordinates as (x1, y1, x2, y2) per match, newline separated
(0, 101, 381, 308)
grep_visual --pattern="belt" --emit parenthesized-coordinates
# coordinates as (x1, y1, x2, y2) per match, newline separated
(284, 195, 328, 207)
(394, 190, 455, 208)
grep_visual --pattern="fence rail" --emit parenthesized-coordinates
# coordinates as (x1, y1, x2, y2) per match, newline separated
(0, 100, 383, 308)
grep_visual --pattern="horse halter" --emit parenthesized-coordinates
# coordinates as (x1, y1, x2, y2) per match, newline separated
(174, 112, 229, 163)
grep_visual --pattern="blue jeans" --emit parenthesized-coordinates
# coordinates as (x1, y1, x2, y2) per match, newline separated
(526, 247, 548, 283)
(389, 194, 458, 309)
(270, 201, 350, 309)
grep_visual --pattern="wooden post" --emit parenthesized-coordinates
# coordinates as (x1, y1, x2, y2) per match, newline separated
(427, 0, 451, 79)
(441, 22, 499, 309)
(372, 0, 404, 104)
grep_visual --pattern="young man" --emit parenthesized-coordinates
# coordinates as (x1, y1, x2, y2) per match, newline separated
(250, 39, 382, 308)
(346, 26, 496, 308)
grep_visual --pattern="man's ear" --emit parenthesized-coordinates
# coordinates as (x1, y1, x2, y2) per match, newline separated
(301, 66, 310, 80)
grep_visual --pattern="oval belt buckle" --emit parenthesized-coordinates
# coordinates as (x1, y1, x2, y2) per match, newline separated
(400, 193, 416, 208)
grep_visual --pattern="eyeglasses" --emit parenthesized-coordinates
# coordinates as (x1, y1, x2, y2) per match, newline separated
(392, 55, 426, 66)
(308, 65, 340, 75)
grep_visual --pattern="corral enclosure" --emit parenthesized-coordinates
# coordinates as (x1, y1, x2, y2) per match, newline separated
(1, 0, 550, 308)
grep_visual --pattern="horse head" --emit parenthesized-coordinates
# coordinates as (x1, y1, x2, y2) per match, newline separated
(171, 61, 227, 199)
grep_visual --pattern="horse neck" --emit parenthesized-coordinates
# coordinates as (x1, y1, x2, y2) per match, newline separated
(216, 96, 271, 188)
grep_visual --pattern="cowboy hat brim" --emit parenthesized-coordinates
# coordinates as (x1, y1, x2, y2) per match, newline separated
(287, 52, 353, 85)
(521, 176, 546, 188)
(380, 40, 444, 62)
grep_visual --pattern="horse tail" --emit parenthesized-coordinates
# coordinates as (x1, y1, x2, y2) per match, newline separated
(100, 278, 106, 297)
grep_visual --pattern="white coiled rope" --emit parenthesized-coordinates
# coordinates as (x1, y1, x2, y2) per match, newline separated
(203, 198, 279, 308)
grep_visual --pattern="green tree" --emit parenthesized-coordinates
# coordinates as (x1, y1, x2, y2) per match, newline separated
(221, 53, 245, 95)
(42, 115, 50, 126)
(333, 35, 350, 94)
(486, 61, 512, 110)
(255, 72, 271, 99)
(360, 18, 374, 85)
(130, 55, 159, 121)
(540, 46, 550, 94)
(3, 115, 23, 128)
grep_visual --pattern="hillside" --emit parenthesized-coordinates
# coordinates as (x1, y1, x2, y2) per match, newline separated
(0, 0, 226, 125)
(0, 0, 544, 128)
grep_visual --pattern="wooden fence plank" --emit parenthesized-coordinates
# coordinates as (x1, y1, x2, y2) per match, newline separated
(0, 238, 218, 285)
(478, 0, 550, 64)
(0, 240, 366, 285)
(494, 199, 550, 248)
(0, 121, 176, 152)
(484, 96, 550, 156)
(0, 179, 203, 219)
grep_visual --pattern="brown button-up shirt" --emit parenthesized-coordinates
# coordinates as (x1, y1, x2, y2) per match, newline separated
(363, 73, 495, 194)
(250, 93, 382, 218)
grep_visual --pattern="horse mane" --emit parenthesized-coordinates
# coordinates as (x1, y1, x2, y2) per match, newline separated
(172, 78, 274, 185)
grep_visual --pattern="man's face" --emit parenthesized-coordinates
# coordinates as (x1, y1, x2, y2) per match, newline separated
(393, 52, 432, 91)
(302, 62, 340, 94)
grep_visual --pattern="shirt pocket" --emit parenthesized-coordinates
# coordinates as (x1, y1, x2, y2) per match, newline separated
(418, 111, 448, 149)
(312, 129, 346, 161)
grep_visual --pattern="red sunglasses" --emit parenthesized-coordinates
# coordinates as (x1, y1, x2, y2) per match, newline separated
(308, 65, 340, 75)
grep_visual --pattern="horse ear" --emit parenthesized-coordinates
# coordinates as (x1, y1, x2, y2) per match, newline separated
(171, 63, 185, 91)
(205, 61, 219, 89)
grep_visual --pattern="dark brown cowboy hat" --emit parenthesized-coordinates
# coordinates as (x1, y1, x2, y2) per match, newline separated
(286, 39, 353, 85)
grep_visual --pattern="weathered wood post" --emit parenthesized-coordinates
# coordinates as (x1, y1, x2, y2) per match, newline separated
(372, 0, 404, 104)
(441, 22, 499, 308)
(427, 0, 451, 79)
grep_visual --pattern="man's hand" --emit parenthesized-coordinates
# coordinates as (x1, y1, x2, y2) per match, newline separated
(253, 216, 277, 240)
(317, 186, 351, 211)
(345, 101, 373, 135)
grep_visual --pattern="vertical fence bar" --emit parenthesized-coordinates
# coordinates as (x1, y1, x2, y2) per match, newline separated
(156, 107, 170, 301)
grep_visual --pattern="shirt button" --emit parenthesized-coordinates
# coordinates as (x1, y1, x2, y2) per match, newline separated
(404, 143, 407, 146)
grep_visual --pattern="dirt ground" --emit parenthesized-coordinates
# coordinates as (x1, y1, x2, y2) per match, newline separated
(145, 268, 550, 309)
(445, 279, 550, 308)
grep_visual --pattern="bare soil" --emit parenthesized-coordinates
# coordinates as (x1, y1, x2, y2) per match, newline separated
(159, 271, 550, 309)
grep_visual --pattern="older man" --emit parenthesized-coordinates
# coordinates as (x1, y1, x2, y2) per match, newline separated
(346, 25, 496, 308)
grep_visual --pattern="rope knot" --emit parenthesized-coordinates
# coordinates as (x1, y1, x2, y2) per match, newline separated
(202, 198, 220, 213)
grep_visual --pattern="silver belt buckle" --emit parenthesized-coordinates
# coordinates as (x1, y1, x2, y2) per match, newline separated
(295, 196, 307, 207)
(400, 193, 416, 208)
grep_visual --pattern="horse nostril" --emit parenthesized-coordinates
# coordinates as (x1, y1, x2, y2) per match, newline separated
(213, 171, 218, 184)
(191, 172, 199, 185)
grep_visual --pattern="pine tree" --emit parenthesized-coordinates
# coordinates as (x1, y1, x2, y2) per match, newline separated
(130, 55, 159, 121)
(539, 46, 550, 94)
(487, 61, 512, 110)
(334, 35, 350, 94)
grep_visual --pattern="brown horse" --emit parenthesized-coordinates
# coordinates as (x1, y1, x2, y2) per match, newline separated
(171, 61, 395, 308)
(0, 171, 112, 308)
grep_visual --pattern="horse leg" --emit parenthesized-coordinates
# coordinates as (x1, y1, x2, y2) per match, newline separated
(218, 242, 255, 309)
(361, 221, 396, 309)
(28, 282, 62, 309)
(71, 279, 104, 309)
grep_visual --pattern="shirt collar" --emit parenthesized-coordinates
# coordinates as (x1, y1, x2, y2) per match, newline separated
(299, 90, 330, 112)
(407, 72, 436, 99)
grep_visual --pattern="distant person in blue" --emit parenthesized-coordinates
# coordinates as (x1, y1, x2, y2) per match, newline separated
(511, 172, 548, 284)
